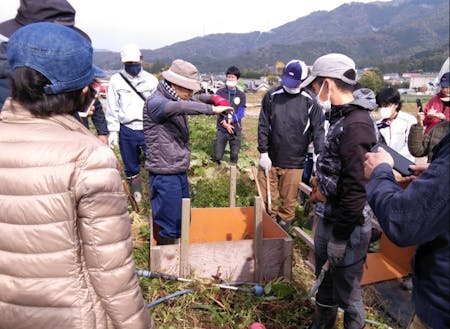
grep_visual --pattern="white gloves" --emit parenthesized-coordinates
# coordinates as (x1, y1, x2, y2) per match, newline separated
(259, 153, 272, 173)
(108, 131, 119, 148)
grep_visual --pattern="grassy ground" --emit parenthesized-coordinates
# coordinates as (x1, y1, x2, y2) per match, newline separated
(119, 89, 420, 328)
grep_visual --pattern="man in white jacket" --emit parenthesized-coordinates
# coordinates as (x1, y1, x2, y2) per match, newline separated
(106, 44, 158, 202)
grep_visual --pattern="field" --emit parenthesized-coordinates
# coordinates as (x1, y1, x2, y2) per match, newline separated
(114, 89, 424, 328)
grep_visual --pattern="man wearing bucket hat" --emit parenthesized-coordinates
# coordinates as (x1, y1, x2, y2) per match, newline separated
(144, 59, 232, 245)
(301, 53, 377, 329)
(0, 0, 109, 146)
(0, 22, 154, 329)
(106, 43, 158, 203)
(257, 59, 325, 231)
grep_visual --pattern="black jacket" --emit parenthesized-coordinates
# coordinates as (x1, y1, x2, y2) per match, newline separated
(257, 86, 325, 168)
(316, 99, 377, 240)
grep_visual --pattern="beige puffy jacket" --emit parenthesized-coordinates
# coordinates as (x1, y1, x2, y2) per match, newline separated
(0, 99, 154, 329)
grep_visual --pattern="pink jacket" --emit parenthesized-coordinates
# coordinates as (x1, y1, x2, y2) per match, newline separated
(0, 99, 154, 329)
(423, 92, 450, 134)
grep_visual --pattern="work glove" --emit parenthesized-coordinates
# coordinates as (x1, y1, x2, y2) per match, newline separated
(259, 153, 272, 173)
(211, 95, 230, 106)
(309, 176, 327, 204)
(327, 239, 347, 266)
(108, 131, 119, 148)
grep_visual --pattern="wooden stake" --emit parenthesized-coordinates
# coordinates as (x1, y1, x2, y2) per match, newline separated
(180, 198, 191, 277)
(254, 196, 263, 282)
(229, 164, 237, 207)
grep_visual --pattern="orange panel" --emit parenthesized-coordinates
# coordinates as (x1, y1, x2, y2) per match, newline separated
(189, 207, 287, 243)
(362, 234, 416, 285)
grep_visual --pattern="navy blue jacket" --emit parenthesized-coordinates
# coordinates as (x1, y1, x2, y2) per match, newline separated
(215, 87, 246, 133)
(366, 133, 449, 329)
(0, 42, 10, 110)
(79, 99, 108, 135)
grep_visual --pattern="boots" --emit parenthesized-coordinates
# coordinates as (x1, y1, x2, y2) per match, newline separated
(128, 175, 143, 203)
(156, 235, 180, 245)
(308, 302, 338, 329)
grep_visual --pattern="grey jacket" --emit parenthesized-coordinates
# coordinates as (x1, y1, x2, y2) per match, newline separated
(143, 81, 214, 174)
(408, 121, 450, 162)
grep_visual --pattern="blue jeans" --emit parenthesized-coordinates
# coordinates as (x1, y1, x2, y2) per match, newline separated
(149, 173, 189, 238)
(313, 215, 372, 329)
(119, 124, 146, 177)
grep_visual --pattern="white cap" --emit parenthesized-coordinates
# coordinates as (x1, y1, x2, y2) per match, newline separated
(120, 43, 141, 63)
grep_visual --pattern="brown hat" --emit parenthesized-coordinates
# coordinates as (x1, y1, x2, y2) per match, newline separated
(0, 0, 89, 40)
(162, 59, 201, 91)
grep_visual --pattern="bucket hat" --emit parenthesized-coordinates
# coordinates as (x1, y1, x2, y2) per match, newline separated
(7, 22, 104, 94)
(162, 59, 201, 91)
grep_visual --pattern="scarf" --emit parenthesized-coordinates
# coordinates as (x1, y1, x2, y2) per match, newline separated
(162, 80, 182, 101)
(377, 119, 392, 130)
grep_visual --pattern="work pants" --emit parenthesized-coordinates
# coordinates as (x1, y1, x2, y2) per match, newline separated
(149, 173, 189, 239)
(214, 128, 242, 164)
(257, 166, 302, 221)
(313, 215, 371, 329)
(119, 124, 146, 177)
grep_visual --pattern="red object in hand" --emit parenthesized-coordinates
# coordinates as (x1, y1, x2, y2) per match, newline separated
(248, 322, 266, 329)
(211, 95, 230, 106)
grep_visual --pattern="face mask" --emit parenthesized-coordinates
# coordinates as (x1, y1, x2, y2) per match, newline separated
(317, 81, 331, 112)
(284, 86, 301, 94)
(124, 63, 142, 76)
(226, 80, 237, 88)
(378, 105, 394, 119)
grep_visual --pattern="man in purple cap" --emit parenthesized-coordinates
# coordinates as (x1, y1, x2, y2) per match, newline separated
(257, 59, 325, 231)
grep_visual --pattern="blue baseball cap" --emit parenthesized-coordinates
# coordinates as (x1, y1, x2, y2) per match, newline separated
(7, 22, 104, 94)
(281, 60, 308, 88)
(439, 72, 450, 88)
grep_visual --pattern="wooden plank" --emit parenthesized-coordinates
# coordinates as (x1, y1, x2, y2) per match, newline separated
(292, 226, 314, 249)
(254, 196, 263, 282)
(299, 182, 312, 195)
(150, 237, 292, 282)
(281, 237, 293, 280)
(251, 166, 263, 200)
(229, 165, 237, 207)
(179, 198, 190, 277)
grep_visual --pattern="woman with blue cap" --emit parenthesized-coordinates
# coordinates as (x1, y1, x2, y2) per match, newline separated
(0, 22, 154, 329)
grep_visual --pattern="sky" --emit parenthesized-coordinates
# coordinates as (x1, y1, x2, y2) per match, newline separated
(0, 0, 390, 51)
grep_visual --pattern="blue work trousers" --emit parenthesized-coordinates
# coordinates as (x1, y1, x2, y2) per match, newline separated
(149, 173, 189, 238)
(119, 124, 146, 177)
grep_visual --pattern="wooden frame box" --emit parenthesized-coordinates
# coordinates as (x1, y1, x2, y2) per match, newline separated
(150, 199, 293, 283)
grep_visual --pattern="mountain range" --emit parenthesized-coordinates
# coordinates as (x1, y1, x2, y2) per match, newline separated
(93, 0, 449, 74)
